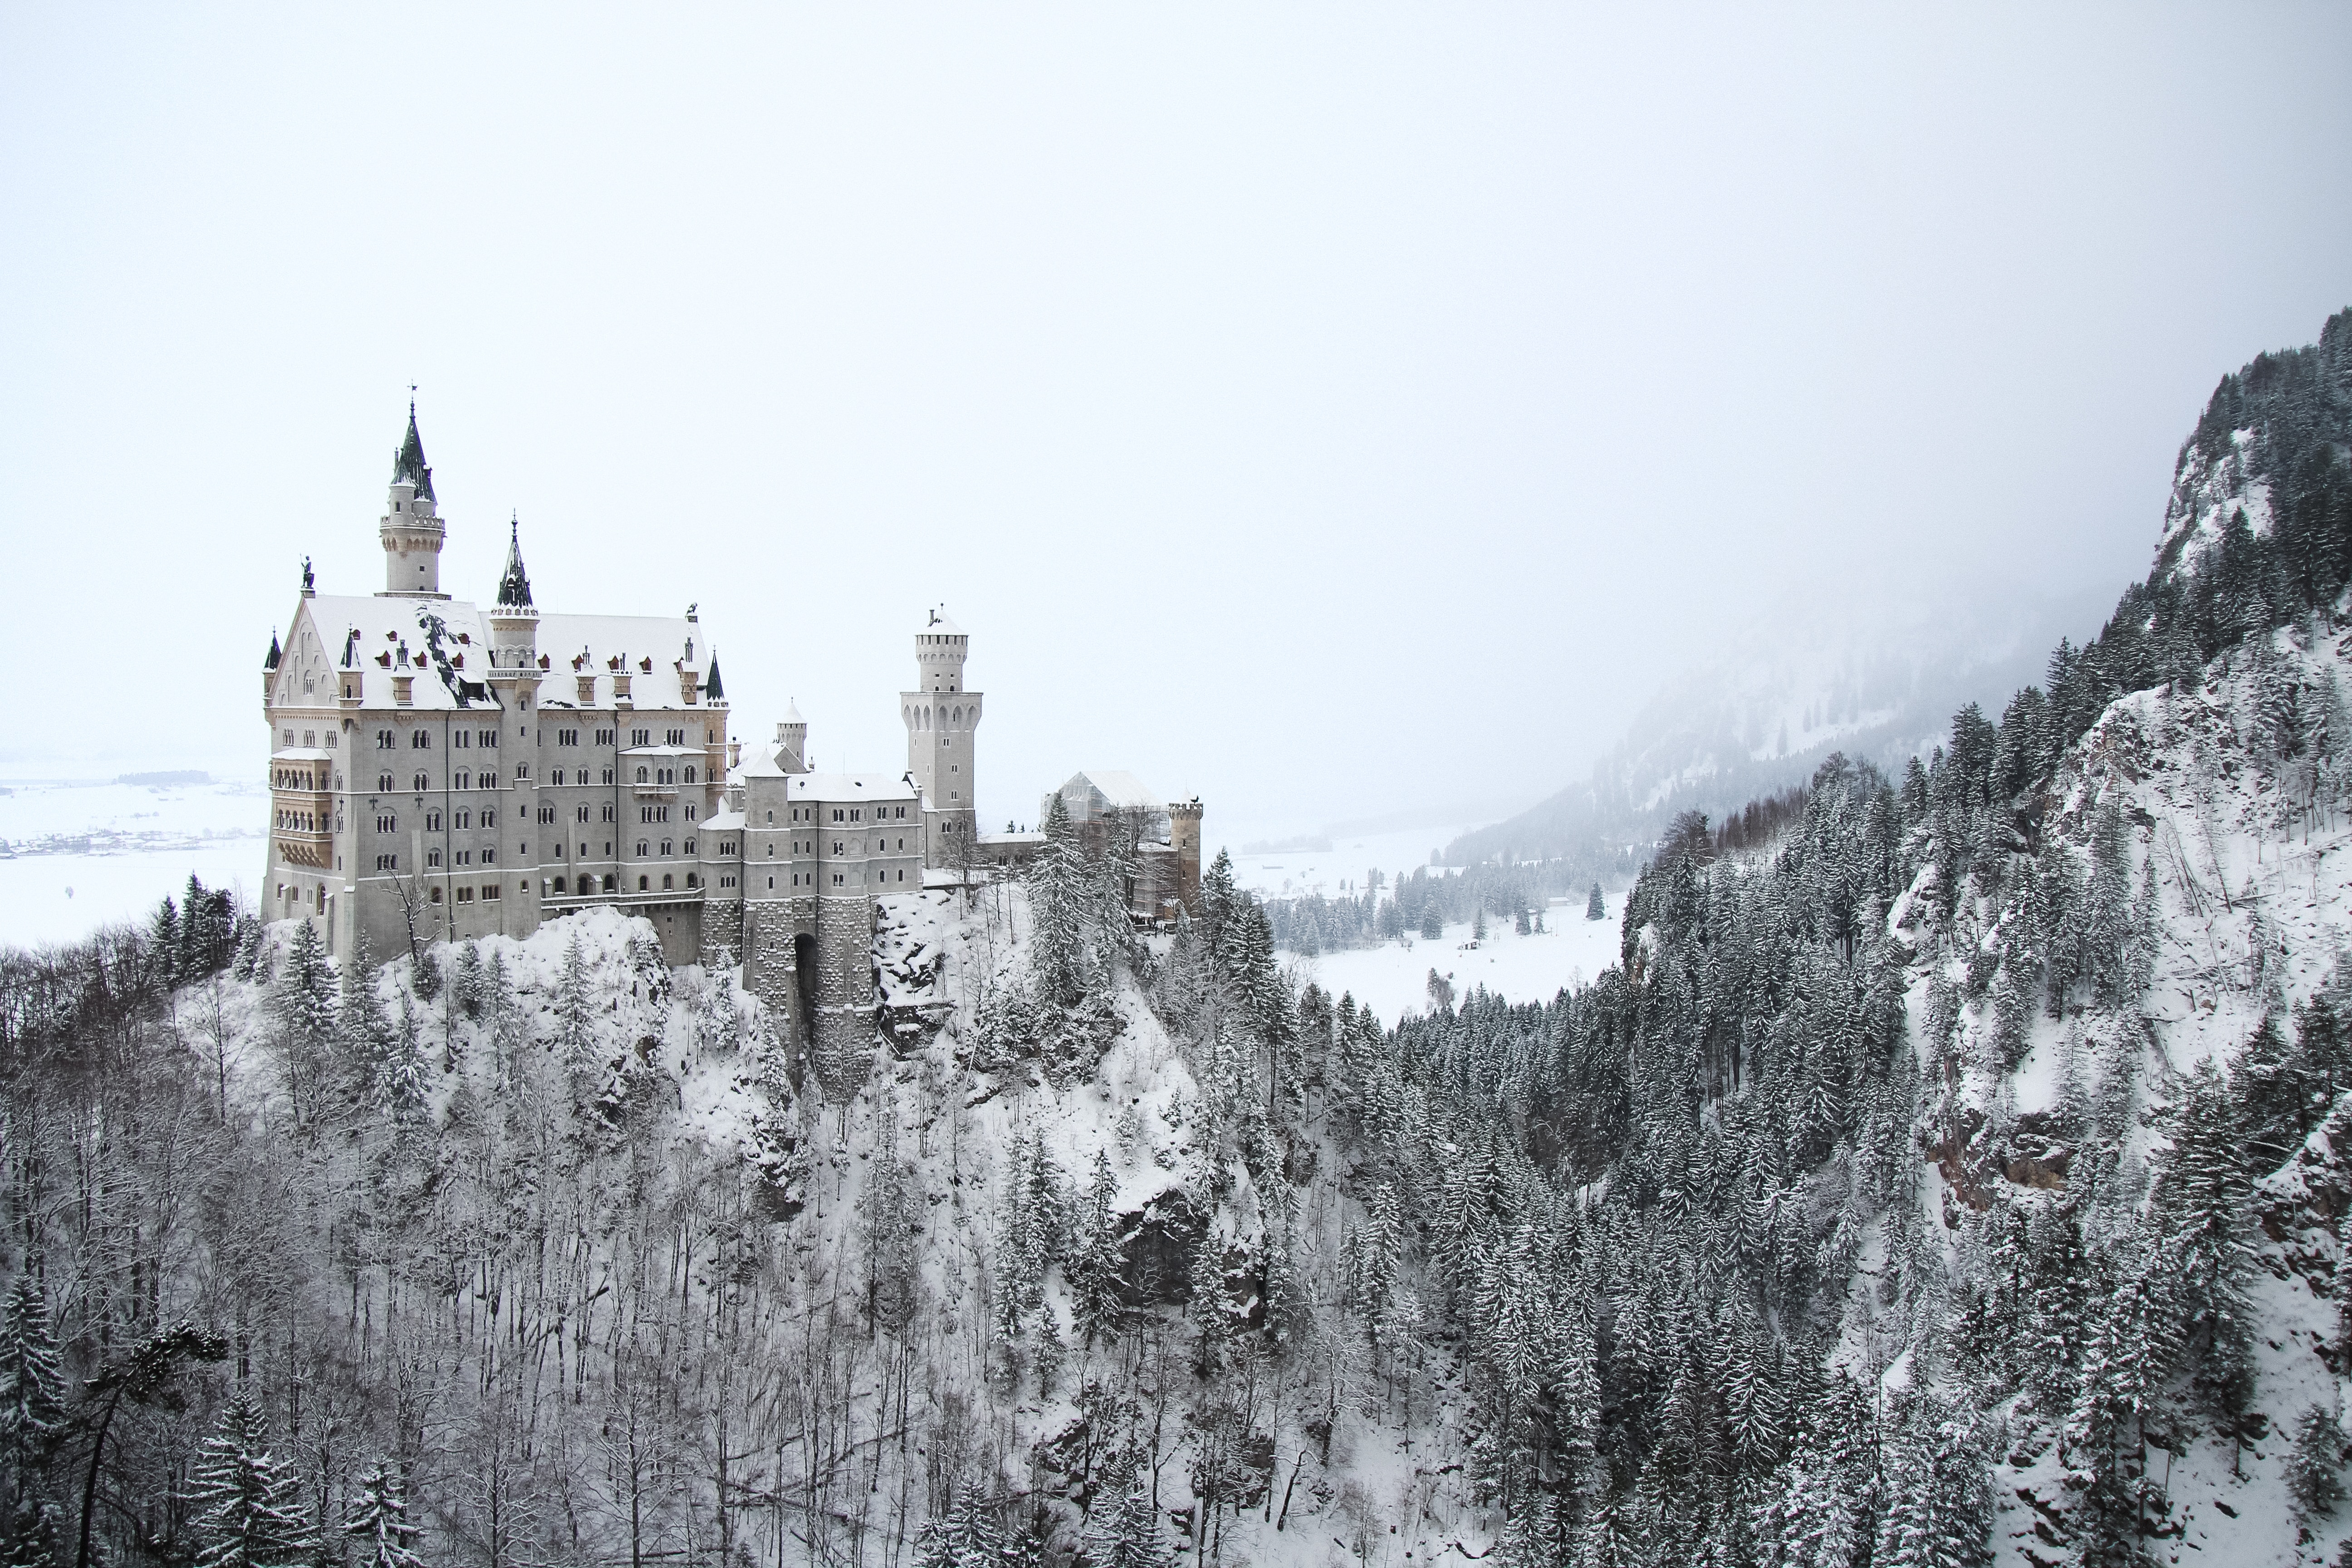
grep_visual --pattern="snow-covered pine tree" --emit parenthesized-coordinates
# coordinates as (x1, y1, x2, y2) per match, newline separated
(1081, 1485, 1169, 1568)
(0, 1274, 65, 1527)
(342, 1461, 424, 1568)
(184, 1392, 312, 1568)
(553, 934, 595, 1063)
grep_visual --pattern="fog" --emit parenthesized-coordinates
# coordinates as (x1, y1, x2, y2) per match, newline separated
(3, 5, 2347, 841)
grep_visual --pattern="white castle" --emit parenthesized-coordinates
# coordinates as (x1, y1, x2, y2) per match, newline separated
(262, 406, 1199, 1058)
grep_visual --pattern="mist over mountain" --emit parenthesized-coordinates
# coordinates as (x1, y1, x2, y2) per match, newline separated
(1444, 583, 2112, 878)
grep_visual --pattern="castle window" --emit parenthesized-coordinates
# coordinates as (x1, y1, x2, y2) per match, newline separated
(631, 729, 650, 747)
(832, 808, 843, 823)
(412, 731, 430, 749)
(482, 883, 500, 900)
(832, 872, 843, 886)
(686, 872, 698, 888)
(638, 876, 649, 891)
(456, 770, 470, 790)
(376, 730, 394, 750)
(553, 876, 567, 893)
(684, 766, 697, 784)
(601, 769, 615, 785)
(456, 849, 471, 866)
(482, 848, 497, 864)
(666, 729, 685, 746)
(412, 772, 429, 791)
(660, 840, 673, 857)
(765, 811, 774, 824)
(636, 767, 649, 784)
(429, 887, 442, 903)
(684, 838, 696, 854)
(456, 887, 472, 903)
(559, 729, 578, 746)
(578, 805, 590, 823)
(550, 769, 564, 786)
(684, 805, 696, 821)
(662, 874, 674, 890)
(377, 773, 394, 792)
(601, 804, 615, 822)
(602, 874, 616, 892)
(637, 840, 650, 857)
(324, 732, 337, 748)
(376, 814, 395, 833)
(283, 730, 294, 747)
(454, 731, 469, 749)
(426, 811, 441, 830)
(427, 850, 441, 867)
(455, 811, 470, 830)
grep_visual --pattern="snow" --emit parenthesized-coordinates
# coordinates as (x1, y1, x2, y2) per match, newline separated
(1290, 897, 1627, 1026)
(0, 775, 265, 948)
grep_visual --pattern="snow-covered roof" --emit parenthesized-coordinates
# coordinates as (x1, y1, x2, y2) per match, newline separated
(270, 748, 331, 761)
(1060, 770, 1162, 813)
(788, 772, 917, 802)
(921, 608, 964, 637)
(700, 808, 746, 832)
(277, 595, 708, 714)
(979, 830, 1046, 846)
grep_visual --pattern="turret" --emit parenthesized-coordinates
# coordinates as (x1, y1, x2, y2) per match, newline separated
(916, 606, 968, 692)
(775, 702, 808, 773)
(379, 400, 450, 598)
(485, 517, 541, 686)
(1169, 797, 1205, 911)
(903, 608, 982, 870)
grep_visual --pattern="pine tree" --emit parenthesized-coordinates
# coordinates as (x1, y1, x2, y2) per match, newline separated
(1420, 903, 1445, 941)
(342, 1462, 425, 1568)
(1069, 1152, 1127, 1348)
(912, 1486, 1002, 1568)
(554, 934, 595, 1062)
(1586, 884, 1606, 921)
(0, 1274, 65, 1532)
(1081, 1487, 1168, 1568)
(1028, 796, 1096, 1009)
(2286, 1406, 2347, 1520)
(184, 1392, 312, 1568)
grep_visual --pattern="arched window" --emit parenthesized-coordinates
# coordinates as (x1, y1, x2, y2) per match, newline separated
(602, 873, 617, 892)
(412, 772, 428, 791)
(637, 875, 649, 891)
(662, 873, 674, 890)
(552, 876, 567, 893)
(685, 872, 699, 889)
(636, 766, 649, 784)
(683, 765, 696, 784)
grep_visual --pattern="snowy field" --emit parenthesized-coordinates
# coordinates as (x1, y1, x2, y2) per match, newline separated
(0, 778, 262, 950)
(1289, 894, 1625, 1025)
(1212, 820, 1629, 1022)
(0, 843, 258, 951)
(1215, 822, 1460, 901)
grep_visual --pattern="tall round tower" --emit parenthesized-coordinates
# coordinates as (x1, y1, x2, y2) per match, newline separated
(379, 401, 450, 599)
(902, 607, 981, 870)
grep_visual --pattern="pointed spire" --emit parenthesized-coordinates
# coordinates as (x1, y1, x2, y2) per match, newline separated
(704, 653, 724, 702)
(264, 629, 281, 670)
(391, 397, 436, 502)
(495, 513, 534, 608)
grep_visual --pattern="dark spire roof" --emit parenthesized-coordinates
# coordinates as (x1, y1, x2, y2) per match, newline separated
(704, 653, 724, 702)
(391, 398, 436, 502)
(495, 513, 534, 608)
(264, 629, 281, 670)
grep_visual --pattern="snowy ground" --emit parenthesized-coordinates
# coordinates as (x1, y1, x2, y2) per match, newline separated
(1289, 892, 1625, 1027)
(0, 842, 258, 950)
(0, 777, 264, 949)
(1216, 823, 1464, 902)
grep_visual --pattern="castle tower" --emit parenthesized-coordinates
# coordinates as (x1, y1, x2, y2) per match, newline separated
(1170, 797, 1205, 911)
(380, 401, 450, 598)
(485, 517, 541, 677)
(902, 607, 981, 870)
(776, 702, 809, 773)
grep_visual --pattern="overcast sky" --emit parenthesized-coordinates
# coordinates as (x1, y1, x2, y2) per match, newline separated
(3, 5, 2347, 840)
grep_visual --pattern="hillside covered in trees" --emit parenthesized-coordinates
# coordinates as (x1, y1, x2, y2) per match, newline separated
(3, 310, 2352, 1568)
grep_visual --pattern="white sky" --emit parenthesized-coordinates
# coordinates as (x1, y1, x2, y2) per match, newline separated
(3, 6, 2347, 841)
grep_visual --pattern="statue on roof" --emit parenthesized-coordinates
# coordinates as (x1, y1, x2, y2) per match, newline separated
(301, 556, 314, 596)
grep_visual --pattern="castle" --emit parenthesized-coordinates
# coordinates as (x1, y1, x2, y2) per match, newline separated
(262, 406, 1201, 1057)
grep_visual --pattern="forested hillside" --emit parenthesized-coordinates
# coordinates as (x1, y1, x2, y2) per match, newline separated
(3, 310, 2351, 1568)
